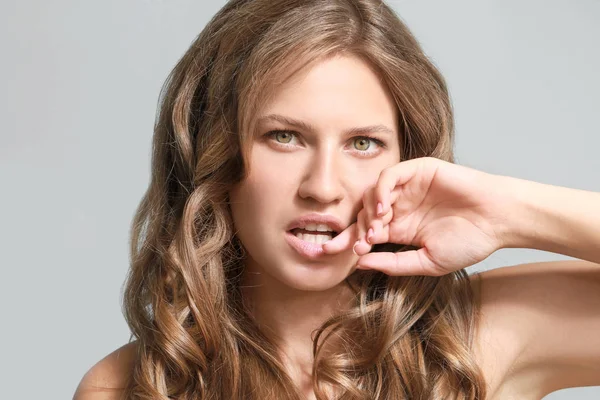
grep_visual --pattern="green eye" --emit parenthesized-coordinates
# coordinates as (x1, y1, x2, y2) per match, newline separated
(353, 137, 371, 151)
(275, 131, 293, 143)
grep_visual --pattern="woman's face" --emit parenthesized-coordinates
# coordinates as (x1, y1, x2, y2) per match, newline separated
(229, 54, 401, 292)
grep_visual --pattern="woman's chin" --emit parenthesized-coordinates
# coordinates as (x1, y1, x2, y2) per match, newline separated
(277, 266, 352, 292)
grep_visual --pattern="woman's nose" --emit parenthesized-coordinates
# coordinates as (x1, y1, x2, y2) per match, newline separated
(297, 149, 345, 205)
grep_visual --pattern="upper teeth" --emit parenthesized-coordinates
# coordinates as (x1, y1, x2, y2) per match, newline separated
(303, 223, 334, 232)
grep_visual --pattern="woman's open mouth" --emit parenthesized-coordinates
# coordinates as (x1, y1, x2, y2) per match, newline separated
(289, 228, 339, 245)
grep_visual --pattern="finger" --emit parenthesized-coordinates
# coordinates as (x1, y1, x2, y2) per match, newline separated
(375, 157, 438, 216)
(353, 208, 372, 256)
(361, 186, 389, 246)
(366, 205, 394, 245)
(322, 221, 358, 254)
(360, 185, 378, 244)
(356, 247, 445, 276)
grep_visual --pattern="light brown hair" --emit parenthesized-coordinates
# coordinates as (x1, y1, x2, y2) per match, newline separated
(121, 0, 486, 398)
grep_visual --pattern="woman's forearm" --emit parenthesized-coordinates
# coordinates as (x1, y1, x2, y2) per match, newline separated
(497, 175, 600, 264)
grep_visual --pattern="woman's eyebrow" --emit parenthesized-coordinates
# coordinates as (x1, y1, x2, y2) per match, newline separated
(257, 114, 397, 137)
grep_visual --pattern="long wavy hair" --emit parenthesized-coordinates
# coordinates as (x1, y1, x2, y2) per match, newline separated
(121, 0, 486, 398)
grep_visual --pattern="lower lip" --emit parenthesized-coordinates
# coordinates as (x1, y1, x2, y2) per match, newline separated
(285, 231, 330, 260)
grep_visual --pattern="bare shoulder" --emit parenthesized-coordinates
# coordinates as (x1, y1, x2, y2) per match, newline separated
(470, 260, 600, 399)
(73, 341, 138, 400)
(469, 264, 539, 399)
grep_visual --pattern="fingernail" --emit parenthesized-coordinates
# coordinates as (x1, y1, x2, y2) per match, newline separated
(377, 202, 383, 216)
(352, 240, 360, 255)
(366, 228, 374, 244)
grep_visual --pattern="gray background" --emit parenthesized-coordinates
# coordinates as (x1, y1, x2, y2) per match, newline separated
(1, 0, 598, 398)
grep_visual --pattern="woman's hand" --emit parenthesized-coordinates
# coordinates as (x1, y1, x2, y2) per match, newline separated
(323, 157, 509, 276)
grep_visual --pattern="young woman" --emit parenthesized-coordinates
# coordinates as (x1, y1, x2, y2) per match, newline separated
(74, 1, 600, 399)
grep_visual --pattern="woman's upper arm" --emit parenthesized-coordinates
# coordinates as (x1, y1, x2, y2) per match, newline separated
(73, 341, 137, 400)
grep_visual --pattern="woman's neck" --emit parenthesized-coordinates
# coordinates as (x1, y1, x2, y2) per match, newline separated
(240, 266, 356, 368)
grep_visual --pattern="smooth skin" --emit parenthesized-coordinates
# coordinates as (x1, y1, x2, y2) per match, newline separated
(74, 55, 600, 400)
